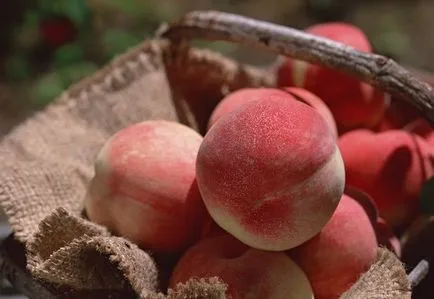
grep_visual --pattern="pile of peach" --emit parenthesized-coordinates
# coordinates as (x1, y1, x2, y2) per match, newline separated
(83, 22, 433, 299)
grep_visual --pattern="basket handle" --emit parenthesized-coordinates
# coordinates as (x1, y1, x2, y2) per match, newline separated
(157, 10, 434, 126)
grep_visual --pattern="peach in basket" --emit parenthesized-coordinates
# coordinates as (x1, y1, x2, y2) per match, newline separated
(84, 120, 208, 253)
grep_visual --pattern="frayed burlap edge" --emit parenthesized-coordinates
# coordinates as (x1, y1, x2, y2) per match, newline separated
(0, 37, 411, 298)
(0, 38, 271, 298)
(0, 39, 273, 244)
(26, 208, 158, 295)
(148, 278, 227, 299)
(340, 248, 411, 299)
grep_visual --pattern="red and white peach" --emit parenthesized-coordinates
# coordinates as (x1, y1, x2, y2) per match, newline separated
(170, 234, 314, 299)
(283, 87, 338, 138)
(375, 217, 401, 257)
(338, 129, 434, 230)
(196, 92, 345, 251)
(207, 88, 290, 130)
(276, 22, 387, 132)
(84, 120, 207, 253)
(287, 194, 378, 299)
(208, 87, 338, 138)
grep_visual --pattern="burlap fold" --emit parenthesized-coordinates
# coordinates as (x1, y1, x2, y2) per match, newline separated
(0, 38, 411, 298)
(26, 207, 158, 296)
(340, 248, 411, 299)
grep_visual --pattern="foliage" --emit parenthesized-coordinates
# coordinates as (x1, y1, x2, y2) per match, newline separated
(1, 0, 418, 109)
(3, 0, 177, 108)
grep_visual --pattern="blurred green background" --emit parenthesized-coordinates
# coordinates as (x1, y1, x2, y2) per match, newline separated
(0, 0, 433, 123)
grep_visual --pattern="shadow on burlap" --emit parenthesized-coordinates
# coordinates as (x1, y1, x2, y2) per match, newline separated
(0, 39, 411, 298)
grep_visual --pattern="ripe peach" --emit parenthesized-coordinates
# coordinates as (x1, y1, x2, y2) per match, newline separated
(375, 98, 421, 132)
(427, 133, 434, 147)
(196, 94, 345, 251)
(200, 215, 227, 240)
(338, 129, 434, 230)
(287, 194, 377, 299)
(84, 120, 207, 253)
(375, 217, 401, 257)
(207, 88, 290, 130)
(284, 87, 338, 138)
(276, 22, 387, 132)
(208, 87, 337, 138)
(401, 119, 434, 149)
(170, 234, 314, 299)
(345, 186, 401, 257)
(403, 118, 432, 137)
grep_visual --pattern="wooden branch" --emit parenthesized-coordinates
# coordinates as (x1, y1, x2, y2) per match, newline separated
(157, 10, 434, 126)
(408, 259, 429, 288)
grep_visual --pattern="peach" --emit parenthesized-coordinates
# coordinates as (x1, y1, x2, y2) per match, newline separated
(401, 118, 434, 149)
(287, 194, 377, 299)
(276, 22, 387, 132)
(338, 129, 434, 230)
(196, 93, 345, 251)
(284, 87, 338, 138)
(207, 88, 290, 130)
(170, 234, 314, 299)
(375, 98, 421, 132)
(403, 118, 432, 137)
(200, 215, 227, 240)
(427, 133, 434, 147)
(345, 187, 401, 257)
(208, 87, 337, 138)
(84, 120, 207, 253)
(375, 217, 401, 257)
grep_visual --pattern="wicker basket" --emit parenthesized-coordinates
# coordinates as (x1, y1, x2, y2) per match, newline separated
(0, 11, 432, 299)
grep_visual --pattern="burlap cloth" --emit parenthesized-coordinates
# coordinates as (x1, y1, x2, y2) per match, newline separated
(0, 39, 411, 298)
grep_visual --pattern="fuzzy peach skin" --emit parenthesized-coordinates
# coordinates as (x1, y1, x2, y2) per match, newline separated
(283, 87, 338, 138)
(338, 129, 434, 230)
(170, 234, 314, 299)
(84, 120, 207, 253)
(196, 94, 345, 251)
(427, 133, 434, 148)
(287, 194, 377, 299)
(207, 88, 291, 130)
(276, 22, 387, 132)
(208, 87, 338, 139)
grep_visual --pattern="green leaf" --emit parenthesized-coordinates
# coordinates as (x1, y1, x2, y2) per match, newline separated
(33, 73, 65, 107)
(139, 1, 178, 23)
(22, 10, 42, 27)
(102, 29, 142, 59)
(419, 176, 434, 215)
(13, 10, 41, 50)
(38, 0, 63, 15)
(52, 43, 85, 68)
(5, 55, 30, 81)
(57, 62, 98, 86)
(63, 0, 90, 28)
(37, 0, 90, 28)
(103, 0, 142, 16)
(371, 31, 410, 58)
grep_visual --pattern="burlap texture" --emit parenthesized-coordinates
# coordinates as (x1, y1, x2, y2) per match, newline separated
(0, 38, 411, 298)
(340, 248, 410, 299)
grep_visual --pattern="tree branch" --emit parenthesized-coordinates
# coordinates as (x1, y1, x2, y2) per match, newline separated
(157, 10, 434, 126)
(408, 259, 429, 288)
